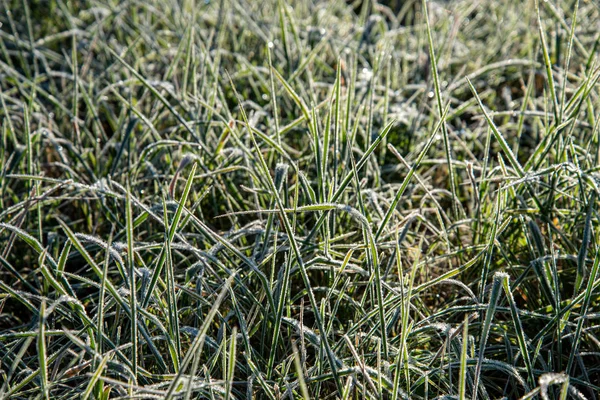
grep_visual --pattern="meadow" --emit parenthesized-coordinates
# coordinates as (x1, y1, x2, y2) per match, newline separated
(1, 0, 600, 398)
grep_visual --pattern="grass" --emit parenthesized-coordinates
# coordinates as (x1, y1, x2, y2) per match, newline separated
(1, 0, 600, 398)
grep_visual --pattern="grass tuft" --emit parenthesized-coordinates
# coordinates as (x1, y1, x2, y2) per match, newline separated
(1, 0, 600, 398)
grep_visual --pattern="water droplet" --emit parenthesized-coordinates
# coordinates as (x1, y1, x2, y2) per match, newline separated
(268, 41, 274, 49)
(428, 91, 434, 98)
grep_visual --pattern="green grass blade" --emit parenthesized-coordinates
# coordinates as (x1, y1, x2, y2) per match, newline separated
(232, 80, 345, 394)
(375, 106, 448, 240)
(500, 273, 535, 386)
(458, 314, 469, 400)
(38, 300, 49, 400)
(164, 273, 236, 399)
(536, 0, 560, 122)
(472, 272, 503, 399)
(224, 326, 237, 400)
(81, 355, 109, 400)
(422, 0, 459, 218)
(142, 163, 197, 308)
(125, 185, 138, 382)
(467, 78, 525, 177)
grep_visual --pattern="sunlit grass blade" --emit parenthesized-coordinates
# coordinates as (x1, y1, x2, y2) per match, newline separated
(422, 0, 459, 218)
(458, 314, 469, 400)
(38, 299, 49, 400)
(559, 0, 579, 122)
(81, 354, 109, 400)
(536, 0, 559, 122)
(292, 341, 311, 400)
(224, 326, 237, 400)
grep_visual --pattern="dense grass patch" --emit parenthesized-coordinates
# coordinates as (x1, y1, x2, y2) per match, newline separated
(1, 0, 600, 398)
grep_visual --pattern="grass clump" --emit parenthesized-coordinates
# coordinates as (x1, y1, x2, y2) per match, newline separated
(1, 0, 600, 398)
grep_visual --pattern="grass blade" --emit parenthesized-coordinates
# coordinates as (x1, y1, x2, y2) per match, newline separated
(142, 163, 197, 308)
(458, 314, 469, 400)
(422, 0, 459, 218)
(125, 185, 138, 382)
(38, 300, 49, 400)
